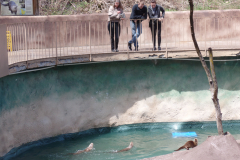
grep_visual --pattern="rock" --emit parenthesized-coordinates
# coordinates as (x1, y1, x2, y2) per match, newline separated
(143, 133, 240, 160)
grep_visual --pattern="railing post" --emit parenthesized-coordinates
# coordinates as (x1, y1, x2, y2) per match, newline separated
(205, 18, 207, 57)
(74, 21, 76, 55)
(77, 21, 79, 55)
(152, 19, 154, 50)
(136, 20, 137, 51)
(127, 26, 129, 59)
(25, 23, 28, 65)
(89, 21, 91, 61)
(166, 19, 168, 58)
(55, 22, 58, 65)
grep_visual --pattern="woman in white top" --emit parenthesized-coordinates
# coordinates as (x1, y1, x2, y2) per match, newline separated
(108, 0, 124, 52)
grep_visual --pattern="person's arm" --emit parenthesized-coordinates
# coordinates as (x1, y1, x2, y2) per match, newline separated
(148, 6, 154, 19)
(119, 8, 125, 19)
(141, 6, 147, 20)
(131, 5, 142, 19)
(160, 6, 165, 18)
(108, 6, 118, 18)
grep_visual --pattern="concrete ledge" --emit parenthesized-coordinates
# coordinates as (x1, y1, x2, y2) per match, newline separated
(8, 49, 240, 74)
(58, 55, 90, 64)
(27, 58, 57, 69)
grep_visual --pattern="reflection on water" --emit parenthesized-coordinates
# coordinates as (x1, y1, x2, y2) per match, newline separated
(8, 121, 240, 160)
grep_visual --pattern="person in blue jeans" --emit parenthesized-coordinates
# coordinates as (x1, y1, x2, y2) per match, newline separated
(128, 0, 147, 51)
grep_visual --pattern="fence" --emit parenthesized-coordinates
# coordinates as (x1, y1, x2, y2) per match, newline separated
(6, 16, 240, 65)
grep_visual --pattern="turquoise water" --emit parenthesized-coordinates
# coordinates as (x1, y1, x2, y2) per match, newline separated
(7, 121, 240, 160)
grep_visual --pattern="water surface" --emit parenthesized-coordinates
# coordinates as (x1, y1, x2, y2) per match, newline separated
(9, 121, 240, 160)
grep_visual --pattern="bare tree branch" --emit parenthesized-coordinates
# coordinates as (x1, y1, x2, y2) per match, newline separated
(188, 0, 223, 135)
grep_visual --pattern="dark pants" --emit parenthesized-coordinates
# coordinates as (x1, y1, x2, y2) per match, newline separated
(108, 21, 121, 50)
(149, 20, 161, 48)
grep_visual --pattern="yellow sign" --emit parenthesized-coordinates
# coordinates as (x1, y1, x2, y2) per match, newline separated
(6, 31, 13, 51)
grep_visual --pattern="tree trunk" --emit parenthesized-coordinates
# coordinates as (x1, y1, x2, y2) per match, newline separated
(208, 48, 224, 135)
(188, 0, 223, 135)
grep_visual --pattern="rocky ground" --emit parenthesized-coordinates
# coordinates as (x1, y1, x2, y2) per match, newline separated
(39, 0, 240, 15)
(143, 132, 240, 160)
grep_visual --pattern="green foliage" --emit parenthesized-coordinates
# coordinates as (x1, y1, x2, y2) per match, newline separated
(40, 0, 240, 15)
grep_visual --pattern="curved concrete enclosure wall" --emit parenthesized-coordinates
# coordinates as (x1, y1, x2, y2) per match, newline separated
(1, 59, 240, 157)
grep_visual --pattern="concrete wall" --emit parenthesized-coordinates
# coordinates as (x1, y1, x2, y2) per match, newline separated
(1, 59, 240, 157)
(1, 9, 240, 50)
(0, 25, 9, 78)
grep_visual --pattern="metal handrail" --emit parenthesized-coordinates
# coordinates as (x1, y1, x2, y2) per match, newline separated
(5, 16, 240, 65)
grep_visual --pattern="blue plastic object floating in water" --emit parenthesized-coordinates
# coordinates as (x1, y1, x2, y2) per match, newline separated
(172, 132, 197, 138)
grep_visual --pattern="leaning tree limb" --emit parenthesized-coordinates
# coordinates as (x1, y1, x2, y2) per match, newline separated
(209, 48, 223, 135)
(188, 0, 223, 135)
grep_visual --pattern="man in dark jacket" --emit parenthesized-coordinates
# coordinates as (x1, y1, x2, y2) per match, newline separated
(128, 0, 147, 51)
(148, 0, 165, 50)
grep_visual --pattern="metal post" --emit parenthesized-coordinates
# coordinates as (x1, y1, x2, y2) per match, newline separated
(143, 20, 145, 50)
(205, 18, 207, 57)
(60, 21, 62, 57)
(85, 22, 87, 53)
(122, 20, 123, 51)
(77, 22, 79, 55)
(44, 22, 46, 58)
(41, 22, 43, 59)
(37, 23, 39, 59)
(106, 20, 108, 53)
(52, 22, 54, 57)
(66, 21, 69, 55)
(89, 21, 91, 61)
(34, 23, 37, 59)
(182, 18, 184, 48)
(127, 26, 129, 59)
(19, 24, 21, 62)
(152, 19, 154, 50)
(178, 18, 180, 48)
(6, 25, 9, 64)
(231, 18, 232, 48)
(109, 21, 112, 52)
(55, 22, 57, 65)
(136, 20, 138, 51)
(113, 21, 115, 52)
(17, 24, 19, 62)
(94, 22, 96, 53)
(102, 21, 103, 53)
(81, 22, 83, 54)
(70, 21, 72, 55)
(74, 21, 76, 55)
(139, 20, 142, 50)
(218, 17, 219, 46)
(98, 22, 99, 53)
(166, 19, 168, 58)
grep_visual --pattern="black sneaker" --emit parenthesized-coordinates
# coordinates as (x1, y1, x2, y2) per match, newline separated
(152, 47, 156, 51)
(128, 43, 132, 51)
(158, 47, 161, 50)
(115, 49, 119, 52)
(111, 49, 115, 52)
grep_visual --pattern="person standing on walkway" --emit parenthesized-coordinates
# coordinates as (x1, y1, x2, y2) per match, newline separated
(128, 0, 147, 51)
(108, 0, 125, 52)
(148, 0, 165, 50)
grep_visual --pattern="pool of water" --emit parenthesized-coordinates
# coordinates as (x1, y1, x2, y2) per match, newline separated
(8, 121, 240, 160)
